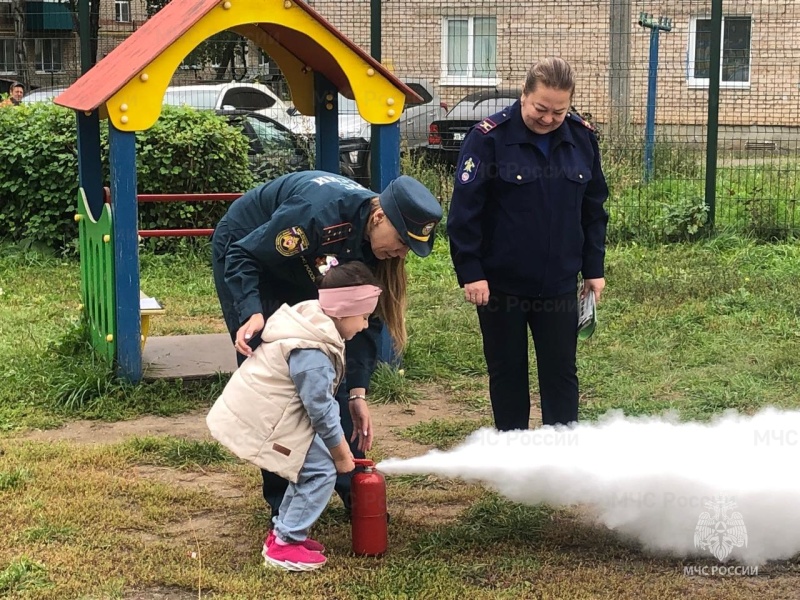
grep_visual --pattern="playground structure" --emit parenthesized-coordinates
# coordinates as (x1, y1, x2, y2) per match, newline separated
(56, 0, 420, 382)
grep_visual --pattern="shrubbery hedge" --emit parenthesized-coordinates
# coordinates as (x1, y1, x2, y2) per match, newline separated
(0, 103, 254, 252)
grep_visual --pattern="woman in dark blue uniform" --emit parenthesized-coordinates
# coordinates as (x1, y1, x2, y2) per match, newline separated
(447, 57, 609, 430)
(212, 170, 442, 518)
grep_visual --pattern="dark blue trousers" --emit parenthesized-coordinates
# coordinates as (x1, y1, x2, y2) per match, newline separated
(477, 290, 579, 430)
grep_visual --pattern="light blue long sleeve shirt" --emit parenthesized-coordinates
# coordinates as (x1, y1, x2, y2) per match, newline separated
(288, 348, 344, 449)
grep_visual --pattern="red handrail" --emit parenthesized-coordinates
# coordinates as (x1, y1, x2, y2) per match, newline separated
(136, 193, 241, 238)
(139, 229, 215, 238)
(137, 193, 241, 203)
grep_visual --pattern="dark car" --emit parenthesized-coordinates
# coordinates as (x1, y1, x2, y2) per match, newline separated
(425, 89, 599, 169)
(292, 78, 446, 188)
(424, 88, 520, 168)
(218, 110, 354, 181)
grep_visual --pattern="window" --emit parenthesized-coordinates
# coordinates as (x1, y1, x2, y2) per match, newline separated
(246, 116, 294, 152)
(35, 38, 64, 73)
(688, 16, 751, 88)
(222, 89, 276, 111)
(441, 16, 497, 86)
(1, 38, 15, 74)
(115, 0, 131, 23)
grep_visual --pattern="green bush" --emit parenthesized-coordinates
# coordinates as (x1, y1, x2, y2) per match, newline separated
(124, 106, 254, 250)
(0, 102, 78, 250)
(0, 103, 254, 253)
(660, 196, 709, 241)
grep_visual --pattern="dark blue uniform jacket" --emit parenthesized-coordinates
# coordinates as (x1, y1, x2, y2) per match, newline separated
(447, 100, 609, 297)
(215, 170, 380, 389)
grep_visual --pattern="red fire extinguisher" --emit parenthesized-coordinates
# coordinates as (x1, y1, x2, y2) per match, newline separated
(351, 458, 388, 556)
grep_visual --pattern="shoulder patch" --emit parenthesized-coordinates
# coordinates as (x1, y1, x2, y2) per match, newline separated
(474, 106, 514, 135)
(458, 156, 480, 184)
(567, 112, 595, 132)
(475, 118, 498, 134)
(275, 226, 309, 257)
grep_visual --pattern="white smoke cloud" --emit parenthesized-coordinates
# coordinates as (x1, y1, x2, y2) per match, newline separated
(377, 408, 800, 565)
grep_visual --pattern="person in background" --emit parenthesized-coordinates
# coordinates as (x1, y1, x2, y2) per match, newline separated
(0, 82, 24, 107)
(447, 56, 609, 431)
(211, 170, 442, 533)
(207, 261, 382, 571)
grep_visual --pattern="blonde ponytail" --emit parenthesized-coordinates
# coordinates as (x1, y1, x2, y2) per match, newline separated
(367, 198, 408, 352)
(374, 257, 407, 352)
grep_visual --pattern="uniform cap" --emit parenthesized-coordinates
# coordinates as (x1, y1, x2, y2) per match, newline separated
(379, 176, 443, 257)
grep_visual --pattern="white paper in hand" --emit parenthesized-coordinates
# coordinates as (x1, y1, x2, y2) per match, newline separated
(577, 290, 596, 340)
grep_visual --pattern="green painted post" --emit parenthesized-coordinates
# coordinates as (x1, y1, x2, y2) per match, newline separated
(77, 188, 116, 364)
(704, 0, 723, 230)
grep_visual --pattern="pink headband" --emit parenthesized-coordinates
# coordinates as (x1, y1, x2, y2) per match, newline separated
(318, 285, 383, 318)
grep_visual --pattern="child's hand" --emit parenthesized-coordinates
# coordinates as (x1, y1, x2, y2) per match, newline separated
(329, 437, 355, 474)
(334, 453, 355, 474)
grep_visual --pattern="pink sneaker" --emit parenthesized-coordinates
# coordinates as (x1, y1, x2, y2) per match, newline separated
(263, 538, 327, 571)
(264, 530, 325, 554)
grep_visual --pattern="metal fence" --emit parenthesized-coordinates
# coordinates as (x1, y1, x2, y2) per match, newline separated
(3, 0, 799, 239)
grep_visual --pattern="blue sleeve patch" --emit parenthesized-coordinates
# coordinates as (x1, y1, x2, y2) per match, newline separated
(458, 156, 480, 184)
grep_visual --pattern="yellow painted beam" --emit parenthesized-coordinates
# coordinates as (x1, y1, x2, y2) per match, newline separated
(231, 24, 315, 117)
(106, 0, 405, 131)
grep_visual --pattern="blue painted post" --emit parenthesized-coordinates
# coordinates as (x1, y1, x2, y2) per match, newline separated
(108, 125, 142, 382)
(314, 72, 339, 173)
(76, 111, 104, 219)
(368, 0, 400, 365)
(371, 122, 401, 365)
(370, 122, 400, 193)
(644, 27, 659, 183)
(638, 13, 672, 183)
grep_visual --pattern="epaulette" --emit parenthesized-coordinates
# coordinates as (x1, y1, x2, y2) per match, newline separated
(474, 109, 511, 135)
(321, 222, 354, 246)
(567, 112, 596, 132)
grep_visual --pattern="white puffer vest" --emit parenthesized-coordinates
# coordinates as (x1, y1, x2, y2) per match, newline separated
(206, 300, 345, 482)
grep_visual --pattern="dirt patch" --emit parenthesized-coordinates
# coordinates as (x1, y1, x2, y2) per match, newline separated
(123, 588, 199, 600)
(11, 380, 550, 464)
(133, 465, 246, 500)
(372, 382, 473, 459)
(18, 411, 214, 445)
(13, 382, 485, 460)
(394, 499, 473, 526)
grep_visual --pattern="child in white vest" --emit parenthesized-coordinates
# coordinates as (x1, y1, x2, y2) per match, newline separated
(207, 261, 382, 571)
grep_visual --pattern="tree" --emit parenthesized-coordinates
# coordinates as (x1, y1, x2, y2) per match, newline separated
(11, 0, 34, 88)
(146, 0, 248, 80)
(63, 0, 100, 68)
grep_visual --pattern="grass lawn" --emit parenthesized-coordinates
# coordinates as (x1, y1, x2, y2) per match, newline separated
(1, 234, 800, 598)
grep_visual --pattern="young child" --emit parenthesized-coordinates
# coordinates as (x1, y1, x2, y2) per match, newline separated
(206, 261, 382, 571)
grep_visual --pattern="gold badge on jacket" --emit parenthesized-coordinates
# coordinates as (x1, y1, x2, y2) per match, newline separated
(275, 226, 309, 256)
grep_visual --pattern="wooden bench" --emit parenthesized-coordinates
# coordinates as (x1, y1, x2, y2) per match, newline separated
(139, 290, 165, 350)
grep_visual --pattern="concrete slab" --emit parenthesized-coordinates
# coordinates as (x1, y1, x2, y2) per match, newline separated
(142, 334, 237, 380)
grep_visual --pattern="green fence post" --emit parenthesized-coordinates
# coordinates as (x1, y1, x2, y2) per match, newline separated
(704, 0, 723, 230)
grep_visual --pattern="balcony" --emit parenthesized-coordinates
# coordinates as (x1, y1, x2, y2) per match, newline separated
(26, 2, 74, 31)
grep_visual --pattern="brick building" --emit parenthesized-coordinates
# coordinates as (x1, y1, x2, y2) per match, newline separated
(309, 0, 799, 139)
(3, 0, 798, 142)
